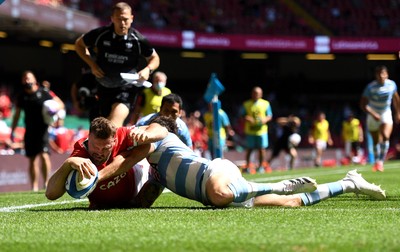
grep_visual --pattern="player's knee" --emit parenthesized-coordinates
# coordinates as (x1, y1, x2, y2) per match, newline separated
(206, 180, 233, 207)
(208, 189, 233, 207)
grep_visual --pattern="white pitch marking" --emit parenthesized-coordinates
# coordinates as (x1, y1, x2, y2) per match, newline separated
(0, 199, 87, 212)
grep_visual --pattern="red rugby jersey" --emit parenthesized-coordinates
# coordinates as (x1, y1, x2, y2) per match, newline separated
(70, 126, 137, 208)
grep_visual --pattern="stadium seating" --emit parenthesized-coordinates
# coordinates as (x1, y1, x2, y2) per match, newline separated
(67, 0, 400, 37)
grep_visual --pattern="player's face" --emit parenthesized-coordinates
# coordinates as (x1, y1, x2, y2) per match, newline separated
(88, 135, 116, 165)
(21, 72, 38, 93)
(111, 9, 133, 35)
(251, 88, 262, 100)
(376, 69, 388, 84)
(159, 102, 181, 120)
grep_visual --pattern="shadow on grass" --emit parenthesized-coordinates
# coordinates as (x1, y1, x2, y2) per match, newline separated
(27, 205, 217, 212)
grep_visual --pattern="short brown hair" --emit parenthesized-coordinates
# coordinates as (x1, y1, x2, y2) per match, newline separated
(89, 117, 117, 139)
(112, 2, 132, 14)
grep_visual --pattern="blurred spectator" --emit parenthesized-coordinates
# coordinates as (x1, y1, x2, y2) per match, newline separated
(308, 111, 334, 167)
(0, 111, 13, 152)
(48, 117, 73, 154)
(130, 71, 171, 125)
(0, 111, 24, 155)
(70, 68, 99, 122)
(0, 88, 12, 119)
(341, 112, 364, 164)
(239, 86, 272, 174)
(10, 70, 63, 191)
(41, 80, 66, 119)
(186, 110, 208, 157)
(267, 114, 301, 170)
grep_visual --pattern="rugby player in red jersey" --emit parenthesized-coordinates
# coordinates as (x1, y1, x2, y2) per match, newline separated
(46, 117, 167, 209)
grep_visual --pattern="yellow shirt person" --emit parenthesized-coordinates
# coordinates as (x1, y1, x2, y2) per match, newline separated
(341, 113, 364, 163)
(308, 111, 333, 167)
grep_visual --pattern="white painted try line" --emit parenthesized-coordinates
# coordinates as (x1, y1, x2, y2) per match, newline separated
(0, 190, 173, 212)
(0, 199, 87, 212)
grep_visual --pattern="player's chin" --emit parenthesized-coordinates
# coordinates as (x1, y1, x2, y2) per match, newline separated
(119, 27, 129, 34)
(91, 157, 104, 165)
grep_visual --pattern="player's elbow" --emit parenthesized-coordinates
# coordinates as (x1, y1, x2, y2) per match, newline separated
(45, 188, 63, 201)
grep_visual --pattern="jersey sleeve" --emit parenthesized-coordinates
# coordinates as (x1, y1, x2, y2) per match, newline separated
(117, 127, 135, 148)
(266, 103, 273, 116)
(176, 118, 193, 148)
(361, 83, 371, 97)
(82, 26, 106, 48)
(220, 110, 231, 127)
(133, 29, 156, 58)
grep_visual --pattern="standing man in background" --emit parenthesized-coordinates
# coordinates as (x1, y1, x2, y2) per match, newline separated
(308, 111, 333, 167)
(239, 86, 272, 174)
(360, 65, 400, 172)
(341, 112, 364, 164)
(267, 114, 301, 170)
(75, 2, 160, 127)
(10, 71, 63, 191)
(130, 71, 171, 125)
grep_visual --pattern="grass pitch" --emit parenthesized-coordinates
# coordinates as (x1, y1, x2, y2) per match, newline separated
(1, 162, 399, 252)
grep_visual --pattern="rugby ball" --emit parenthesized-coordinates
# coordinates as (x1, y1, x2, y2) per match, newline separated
(42, 99, 60, 125)
(65, 165, 98, 199)
(289, 133, 301, 147)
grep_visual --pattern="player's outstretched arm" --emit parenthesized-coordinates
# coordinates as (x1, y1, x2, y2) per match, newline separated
(97, 144, 154, 182)
(130, 122, 168, 145)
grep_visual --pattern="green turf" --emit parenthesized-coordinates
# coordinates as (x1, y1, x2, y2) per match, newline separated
(1, 162, 399, 252)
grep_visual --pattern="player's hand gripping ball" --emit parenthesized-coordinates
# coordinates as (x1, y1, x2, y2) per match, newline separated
(65, 164, 98, 199)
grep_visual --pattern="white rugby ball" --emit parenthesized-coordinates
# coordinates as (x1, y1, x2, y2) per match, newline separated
(65, 165, 98, 199)
(42, 99, 60, 125)
(289, 133, 301, 146)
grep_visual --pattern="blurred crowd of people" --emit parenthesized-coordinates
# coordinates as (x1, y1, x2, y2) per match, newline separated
(36, 0, 400, 37)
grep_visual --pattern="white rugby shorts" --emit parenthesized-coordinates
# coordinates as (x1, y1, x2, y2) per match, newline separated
(315, 139, 327, 150)
(132, 158, 152, 196)
(367, 110, 393, 131)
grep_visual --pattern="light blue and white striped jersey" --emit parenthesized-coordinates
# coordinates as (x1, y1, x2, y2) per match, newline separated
(362, 79, 398, 114)
(136, 113, 193, 148)
(148, 133, 211, 203)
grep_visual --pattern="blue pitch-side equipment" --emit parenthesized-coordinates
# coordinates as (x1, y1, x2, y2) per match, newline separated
(203, 73, 225, 103)
(212, 99, 223, 158)
(204, 73, 225, 158)
(366, 129, 375, 164)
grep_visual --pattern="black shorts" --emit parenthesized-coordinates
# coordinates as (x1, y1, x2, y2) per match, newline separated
(97, 84, 141, 118)
(24, 127, 50, 157)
